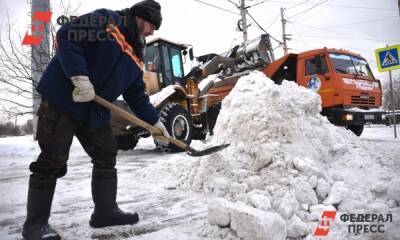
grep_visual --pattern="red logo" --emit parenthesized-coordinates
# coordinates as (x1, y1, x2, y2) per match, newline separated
(314, 210, 337, 236)
(22, 11, 52, 46)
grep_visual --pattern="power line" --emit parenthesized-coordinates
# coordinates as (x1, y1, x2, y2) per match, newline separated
(290, 1, 330, 22)
(300, 16, 398, 33)
(292, 35, 399, 43)
(248, 0, 270, 8)
(193, 0, 240, 15)
(246, 10, 283, 44)
(287, 0, 329, 20)
(265, 13, 280, 30)
(289, 37, 382, 52)
(226, 0, 239, 7)
(286, 0, 312, 10)
(222, 0, 283, 44)
(289, 19, 312, 48)
(289, 21, 399, 45)
(255, 0, 397, 11)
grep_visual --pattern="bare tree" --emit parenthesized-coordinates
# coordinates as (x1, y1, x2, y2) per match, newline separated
(382, 75, 400, 111)
(0, 0, 81, 119)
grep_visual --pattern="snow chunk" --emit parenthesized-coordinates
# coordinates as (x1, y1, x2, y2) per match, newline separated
(208, 198, 233, 227)
(276, 192, 300, 220)
(230, 202, 286, 240)
(387, 178, 400, 203)
(294, 178, 318, 206)
(292, 157, 320, 175)
(316, 178, 330, 199)
(308, 204, 336, 221)
(248, 193, 272, 211)
(287, 214, 308, 238)
(243, 175, 263, 191)
(323, 181, 348, 205)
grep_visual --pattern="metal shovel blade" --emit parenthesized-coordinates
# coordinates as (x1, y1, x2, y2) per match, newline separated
(186, 143, 230, 157)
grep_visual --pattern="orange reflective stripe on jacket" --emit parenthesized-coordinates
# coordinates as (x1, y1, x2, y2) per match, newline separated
(105, 24, 144, 71)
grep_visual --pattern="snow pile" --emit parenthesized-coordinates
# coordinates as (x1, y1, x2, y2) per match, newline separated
(174, 71, 400, 240)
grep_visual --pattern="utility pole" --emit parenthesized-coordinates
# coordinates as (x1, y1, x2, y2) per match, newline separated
(398, 0, 400, 16)
(30, 0, 51, 138)
(388, 69, 397, 138)
(240, 0, 248, 44)
(280, 7, 289, 55)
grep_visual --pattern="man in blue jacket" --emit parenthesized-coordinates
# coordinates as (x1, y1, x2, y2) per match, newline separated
(22, 1, 170, 239)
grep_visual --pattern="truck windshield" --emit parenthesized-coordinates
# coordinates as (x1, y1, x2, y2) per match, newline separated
(329, 53, 374, 78)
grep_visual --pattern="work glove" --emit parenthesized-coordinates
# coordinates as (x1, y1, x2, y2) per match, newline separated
(152, 120, 170, 145)
(71, 75, 95, 102)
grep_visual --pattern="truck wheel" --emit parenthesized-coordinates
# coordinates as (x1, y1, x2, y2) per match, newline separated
(207, 102, 222, 136)
(157, 103, 193, 152)
(347, 124, 364, 136)
(115, 135, 138, 150)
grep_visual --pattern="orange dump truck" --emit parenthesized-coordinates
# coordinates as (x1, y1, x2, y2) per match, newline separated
(262, 48, 384, 135)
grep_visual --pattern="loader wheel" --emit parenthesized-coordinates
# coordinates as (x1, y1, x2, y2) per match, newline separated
(157, 103, 193, 152)
(115, 134, 138, 150)
(347, 124, 364, 136)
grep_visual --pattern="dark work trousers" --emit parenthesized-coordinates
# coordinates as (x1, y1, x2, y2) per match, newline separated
(30, 99, 118, 178)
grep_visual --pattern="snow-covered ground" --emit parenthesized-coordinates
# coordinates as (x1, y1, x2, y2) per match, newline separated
(0, 126, 398, 240)
(0, 135, 212, 240)
(0, 72, 399, 240)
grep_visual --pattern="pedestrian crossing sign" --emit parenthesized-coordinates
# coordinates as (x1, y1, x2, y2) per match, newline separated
(375, 45, 400, 72)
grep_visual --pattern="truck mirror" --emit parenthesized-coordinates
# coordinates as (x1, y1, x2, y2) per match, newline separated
(189, 48, 194, 61)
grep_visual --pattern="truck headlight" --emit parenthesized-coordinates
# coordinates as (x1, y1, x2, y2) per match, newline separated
(343, 114, 353, 121)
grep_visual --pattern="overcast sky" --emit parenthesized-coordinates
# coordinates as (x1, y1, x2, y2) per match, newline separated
(0, 0, 399, 121)
(1, 0, 399, 77)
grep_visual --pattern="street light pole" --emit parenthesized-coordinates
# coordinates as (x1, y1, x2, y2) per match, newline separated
(388, 69, 398, 138)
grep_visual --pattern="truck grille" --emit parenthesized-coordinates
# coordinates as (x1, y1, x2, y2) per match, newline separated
(351, 96, 375, 105)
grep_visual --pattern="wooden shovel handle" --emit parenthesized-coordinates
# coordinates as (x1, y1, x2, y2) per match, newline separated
(93, 95, 189, 151)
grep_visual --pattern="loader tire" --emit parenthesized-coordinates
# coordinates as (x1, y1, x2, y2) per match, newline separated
(347, 124, 364, 136)
(115, 134, 138, 150)
(157, 103, 193, 152)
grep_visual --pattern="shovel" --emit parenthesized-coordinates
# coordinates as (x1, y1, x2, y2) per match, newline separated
(94, 95, 229, 157)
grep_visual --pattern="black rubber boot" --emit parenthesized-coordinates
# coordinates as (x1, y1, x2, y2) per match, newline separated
(22, 175, 60, 240)
(89, 168, 139, 228)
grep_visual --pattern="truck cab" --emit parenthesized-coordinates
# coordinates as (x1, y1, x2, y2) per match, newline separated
(264, 48, 384, 136)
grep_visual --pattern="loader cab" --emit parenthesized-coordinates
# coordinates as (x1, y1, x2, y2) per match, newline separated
(144, 38, 187, 88)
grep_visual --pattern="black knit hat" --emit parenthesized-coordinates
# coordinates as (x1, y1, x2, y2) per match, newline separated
(130, 0, 162, 30)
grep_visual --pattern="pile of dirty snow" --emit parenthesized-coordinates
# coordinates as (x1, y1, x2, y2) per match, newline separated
(171, 71, 400, 240)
